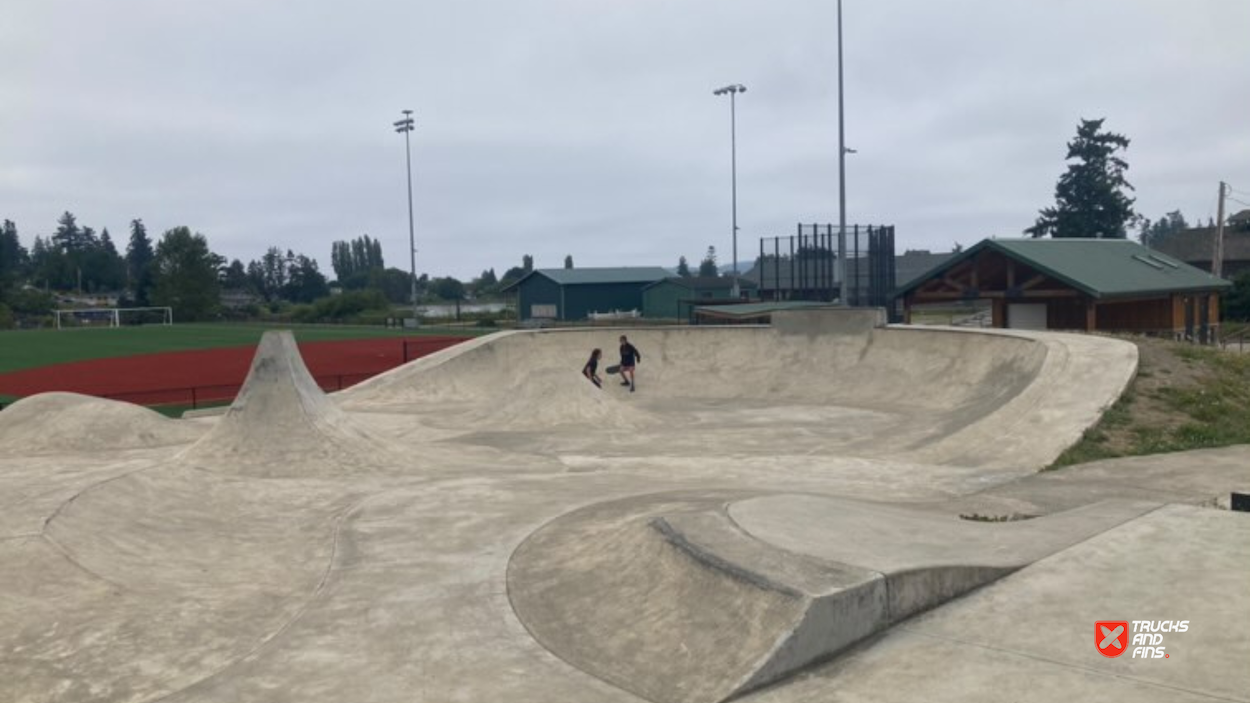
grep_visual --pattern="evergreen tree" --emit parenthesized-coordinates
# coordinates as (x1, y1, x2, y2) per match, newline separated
(698, 246, 719, 277)
(0, 220, 27, 283)
(676, 256, 691, 277)
(522, 254, 534, 272)
(1026, 118, 1136, 239)
(100, 228, 117, 256)
(84, 227, 126, 291)
(127, 219, 156, 305)
(52, 211, 85, 251)
(80, 226, 98, 250)
(1139, 210, 1189, 248)
(564, 255, 573, 269)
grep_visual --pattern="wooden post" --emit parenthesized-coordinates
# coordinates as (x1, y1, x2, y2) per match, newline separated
(1210, 292, 1221, 342)
(1172, 294, 1185, 337)
(992, 298, 1005, 328)
(1214, 182, 1227, 278)
(1084, 299, 1097, 332)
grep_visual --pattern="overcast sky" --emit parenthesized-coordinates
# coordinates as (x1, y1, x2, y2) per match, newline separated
(3, 0, 1248, 280)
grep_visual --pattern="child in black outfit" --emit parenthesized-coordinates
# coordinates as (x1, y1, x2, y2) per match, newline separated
(583, 348, 603, 388)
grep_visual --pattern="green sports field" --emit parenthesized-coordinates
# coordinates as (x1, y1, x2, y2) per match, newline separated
(0, 322, 486, 376)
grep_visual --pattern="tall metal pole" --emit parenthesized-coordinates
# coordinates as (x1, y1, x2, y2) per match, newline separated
(714, 84, 746, 298)
(837, 0, 848, 305)
(730, 90, 740, 298)
(394, 110, 418, 324)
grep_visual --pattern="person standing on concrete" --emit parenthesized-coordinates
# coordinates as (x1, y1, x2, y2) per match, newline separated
(583, 348, 603, 388)
(618, 335, 641, 392)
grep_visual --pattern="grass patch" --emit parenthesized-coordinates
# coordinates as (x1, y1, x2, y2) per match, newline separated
(1048, 337, 1250, 470)
(0, 322, 484, 375)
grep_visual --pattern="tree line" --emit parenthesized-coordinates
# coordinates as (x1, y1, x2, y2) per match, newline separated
(0, 214, 596, 327)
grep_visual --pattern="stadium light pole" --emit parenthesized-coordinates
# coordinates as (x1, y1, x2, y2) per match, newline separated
(713, 83, 746, 299)
(836, 0, 854, 305)
(393, 109, 419, 325)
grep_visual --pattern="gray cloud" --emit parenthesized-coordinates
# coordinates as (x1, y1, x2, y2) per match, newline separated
(2, 0, 1248, 279)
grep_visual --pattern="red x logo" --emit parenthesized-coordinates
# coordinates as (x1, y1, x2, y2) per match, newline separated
(1096, 621, 1129, 658)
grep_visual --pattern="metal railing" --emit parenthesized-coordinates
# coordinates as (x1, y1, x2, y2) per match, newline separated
(1222, 326, 1250, 352)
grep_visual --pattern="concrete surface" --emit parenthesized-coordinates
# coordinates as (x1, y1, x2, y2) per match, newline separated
(747, 505, 1250, 703)
(0, 315, 1245, 703)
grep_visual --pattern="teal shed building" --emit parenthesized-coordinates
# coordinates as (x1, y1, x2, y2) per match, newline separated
(501, 267, 670, 321)
(641, 276, 757, 321)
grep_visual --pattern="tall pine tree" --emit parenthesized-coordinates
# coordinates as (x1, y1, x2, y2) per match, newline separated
(127, 219, 156, 305)
(1026, 118, 1136, 239)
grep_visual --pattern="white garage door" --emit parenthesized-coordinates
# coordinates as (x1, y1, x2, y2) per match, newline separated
(1007, 303, 1047, 330)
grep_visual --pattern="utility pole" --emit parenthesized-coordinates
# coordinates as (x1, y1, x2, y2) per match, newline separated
(1213, 181, 1228, 279)
(393, 110, 419, 325)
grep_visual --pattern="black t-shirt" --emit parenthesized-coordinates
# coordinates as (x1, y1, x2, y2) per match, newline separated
(619, 342, 640, 366)
(584, 356, 599, 375)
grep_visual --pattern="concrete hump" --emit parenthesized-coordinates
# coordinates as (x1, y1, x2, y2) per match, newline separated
(508, 493, 893, 703)
(508, 492, 1160, 703)
(178, 330, 396, 477)
(0, 391, 204, 454)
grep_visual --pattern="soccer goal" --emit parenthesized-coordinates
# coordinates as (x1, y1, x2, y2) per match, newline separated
(54, 307, 174, 329)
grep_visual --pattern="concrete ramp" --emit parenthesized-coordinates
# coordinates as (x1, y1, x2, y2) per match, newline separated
(179, 331, 399, 477)
(0, 392, 203, 454)
(507, 492, 1157, 703)
(465, 366, 654, 430)
(341, 315, 1137, 471)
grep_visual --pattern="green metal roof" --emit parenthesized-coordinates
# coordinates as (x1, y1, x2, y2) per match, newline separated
(693, 301, 836, 319)
(642, 276, 759, 291)
(500, 267, 671, 291)
(896, 238, 1232, 300)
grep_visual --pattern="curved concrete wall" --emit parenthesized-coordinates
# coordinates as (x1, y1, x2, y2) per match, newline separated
(341, 316, 1137, 470)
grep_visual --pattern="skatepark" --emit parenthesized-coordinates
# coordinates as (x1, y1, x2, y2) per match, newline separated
(1, 309, 1247, 702)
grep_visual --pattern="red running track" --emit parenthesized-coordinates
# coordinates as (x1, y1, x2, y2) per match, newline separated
(0, 336, 467, 407)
